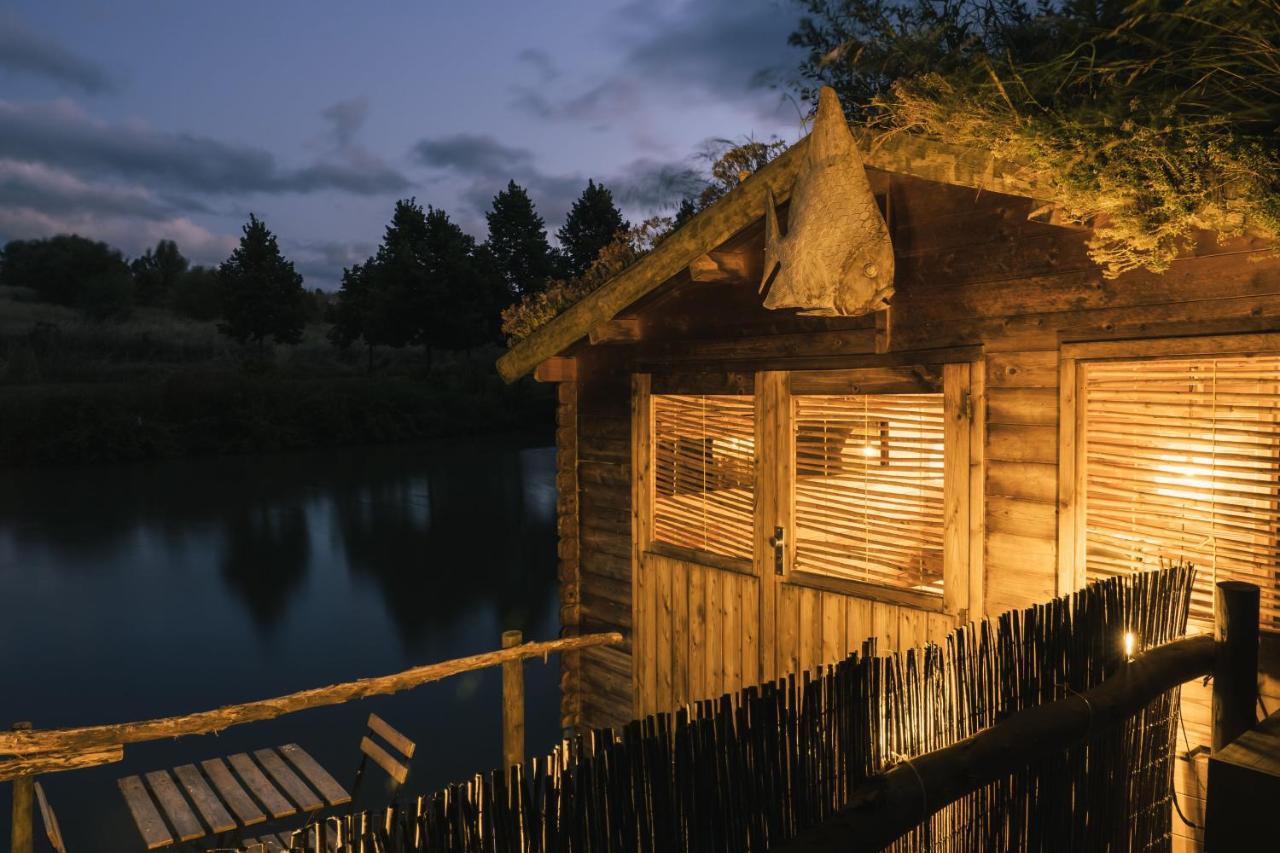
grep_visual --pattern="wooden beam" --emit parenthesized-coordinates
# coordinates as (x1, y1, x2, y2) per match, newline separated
(533, 357, 577, 383)
(776, 634, 1215, 852)
(0, 633, 624, 759)
(688, 250, 756, 284)
(587, 317, 641, 345)
(1213, 581, 1260, 752)
(496, 140, 810, 383)
(875, 305, 892, 353)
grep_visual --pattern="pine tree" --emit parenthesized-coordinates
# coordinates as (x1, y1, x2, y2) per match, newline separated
(419, 206, 486, 354)
(557, 179, 627, 278)
(217, 214, 307, 356)
(483, 181, 557, 298)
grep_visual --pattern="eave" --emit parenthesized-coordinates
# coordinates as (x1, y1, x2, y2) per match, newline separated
(496, 132, 1047, 383)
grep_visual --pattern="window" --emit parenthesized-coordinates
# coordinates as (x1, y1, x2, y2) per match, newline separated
(1082, 355, 1280, 629)
(652, 394, 755, 561)
(792, 393, 946, 594)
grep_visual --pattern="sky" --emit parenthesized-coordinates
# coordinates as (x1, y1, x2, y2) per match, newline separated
(0, 1, 810, 289)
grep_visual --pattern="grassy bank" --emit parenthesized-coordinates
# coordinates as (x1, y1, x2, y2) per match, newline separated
(0, 289, 551, 466)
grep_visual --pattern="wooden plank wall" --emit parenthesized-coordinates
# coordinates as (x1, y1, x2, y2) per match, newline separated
(560, 171, 1280, 850)
(572, 357, 635, 730)
(633, 554, 760, 716)
(774, 585, 952, 678)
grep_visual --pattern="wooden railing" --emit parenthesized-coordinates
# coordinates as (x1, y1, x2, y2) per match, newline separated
(777, 581, 1260, 852)
(3, 631, 622, 852)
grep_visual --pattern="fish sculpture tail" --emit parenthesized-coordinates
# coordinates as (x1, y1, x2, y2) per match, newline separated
(761, 187, 782, 295)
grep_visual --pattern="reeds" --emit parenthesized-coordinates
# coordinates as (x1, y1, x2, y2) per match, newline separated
(304, 565, 1194, 852)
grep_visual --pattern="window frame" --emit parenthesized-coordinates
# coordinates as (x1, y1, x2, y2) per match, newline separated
(782, 364, 981, 618)
(1057, 334, 1280, 608)
(636, 364, 984, 620)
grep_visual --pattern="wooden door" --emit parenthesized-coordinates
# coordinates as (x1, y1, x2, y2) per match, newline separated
(632, 366, 977, 718)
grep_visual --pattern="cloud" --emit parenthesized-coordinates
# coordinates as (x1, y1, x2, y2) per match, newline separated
(0, 16, 115, 94)
(413, 133, 534, 178)
(411, 132, 706, 232)
(0, 99, 411, 197)
(0, 206, 235, 264)
(321, 96, 371, 149)
(290, 239, 378, 288)
(0, 159, 177, 220)
(516, 48, 560, 83)
(512, 0, 804, 127)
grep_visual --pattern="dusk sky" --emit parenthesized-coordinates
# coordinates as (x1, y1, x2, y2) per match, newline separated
(0, 1, 809, 289)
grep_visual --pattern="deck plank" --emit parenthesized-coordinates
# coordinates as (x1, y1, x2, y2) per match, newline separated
(173, 763, 237, 833)
(144, 769, 205, 841)
(202, 757, 267, 826)
(228, 752, 296, 819)
(254, 747, 323, 811)
(117, 775, 174, 849)
(278, 743, 351, 807)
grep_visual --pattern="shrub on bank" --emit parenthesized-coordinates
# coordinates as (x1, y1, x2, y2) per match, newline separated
(0, 372, 552, 466)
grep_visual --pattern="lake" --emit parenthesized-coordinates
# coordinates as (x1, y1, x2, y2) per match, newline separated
(0, 438, 561, 848)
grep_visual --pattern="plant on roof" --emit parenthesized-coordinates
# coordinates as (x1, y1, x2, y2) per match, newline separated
(792, 0, 1280, 277)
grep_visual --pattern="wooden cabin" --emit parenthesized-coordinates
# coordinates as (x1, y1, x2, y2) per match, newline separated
(497, 102, 1280, 851)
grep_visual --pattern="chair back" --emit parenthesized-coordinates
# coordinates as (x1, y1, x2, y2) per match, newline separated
(350, 712, 416, 811)
(34, 782, 67, 853)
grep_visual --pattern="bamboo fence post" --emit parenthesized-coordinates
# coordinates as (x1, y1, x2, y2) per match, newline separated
(502, 630, 525, 768)
(9, 722, 33, 853)
(1212, 580, 1260, 752)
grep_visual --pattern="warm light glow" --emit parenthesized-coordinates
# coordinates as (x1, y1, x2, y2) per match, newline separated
(1124, 632, 1136, 660)
(860, 444, 878, 458)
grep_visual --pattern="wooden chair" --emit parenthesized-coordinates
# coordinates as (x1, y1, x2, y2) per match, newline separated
(349, 712, 416, 810)
(34, 782, 67, 853)
(286, 713, 415, 847)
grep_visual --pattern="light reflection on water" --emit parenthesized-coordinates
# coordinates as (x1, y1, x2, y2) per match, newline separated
(0, 437, 560, 848)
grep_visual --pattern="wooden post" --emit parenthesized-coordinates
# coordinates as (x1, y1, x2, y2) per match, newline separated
(9, 722, 33, 853)
(1212, 580, 1260, 752)
(501, 630, 525, 768)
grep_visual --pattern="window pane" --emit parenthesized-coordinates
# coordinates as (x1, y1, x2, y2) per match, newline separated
(1083, 356, 1280, 631)
(793, 393, 945, 593)
(653, 394, 755, 561)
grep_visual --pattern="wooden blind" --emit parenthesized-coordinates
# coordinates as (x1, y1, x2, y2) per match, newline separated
(652, 394, 755, 561)
(1083, 356, 1280, 630)
(793, 393, 945, 593)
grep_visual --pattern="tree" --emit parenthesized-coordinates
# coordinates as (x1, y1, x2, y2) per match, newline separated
(216, 214, 307, 356)
(130, 239, 188, 306)
(557, 180, 628, 278)
(419, 206, 487, 355)
(328, 261, 386, 372)
(171, 266, 221, 321)
(0, 235, 133, 316)
(483, 181, 558, 298)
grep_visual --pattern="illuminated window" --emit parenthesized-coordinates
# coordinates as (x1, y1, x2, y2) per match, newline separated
(792, 393, 946, 594)
(652, 394, 755, 561)
(1083, 356, 1280, 630)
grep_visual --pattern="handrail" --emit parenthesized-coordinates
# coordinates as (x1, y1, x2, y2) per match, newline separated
(0, 632, 621, 775)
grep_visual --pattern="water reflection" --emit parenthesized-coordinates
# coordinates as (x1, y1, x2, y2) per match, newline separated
(0, 437, 561, 849)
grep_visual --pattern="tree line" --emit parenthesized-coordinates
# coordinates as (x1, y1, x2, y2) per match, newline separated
(0, 176, 630, 368)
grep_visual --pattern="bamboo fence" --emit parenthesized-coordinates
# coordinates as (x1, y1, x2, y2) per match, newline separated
(268, 566, 1196, 853)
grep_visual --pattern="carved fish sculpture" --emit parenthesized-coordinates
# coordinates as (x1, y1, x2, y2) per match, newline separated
(761, 86, 894, 316)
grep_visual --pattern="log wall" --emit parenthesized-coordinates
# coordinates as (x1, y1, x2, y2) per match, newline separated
(554, 171, 1280, 850)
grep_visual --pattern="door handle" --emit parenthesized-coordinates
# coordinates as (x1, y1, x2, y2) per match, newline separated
(769, 526, 785, 576)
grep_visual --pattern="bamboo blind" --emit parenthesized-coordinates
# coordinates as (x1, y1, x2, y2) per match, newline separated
(653, 394, 755, 561)
(793, 393, 945, 593)
(1083, 355, 1280, 630)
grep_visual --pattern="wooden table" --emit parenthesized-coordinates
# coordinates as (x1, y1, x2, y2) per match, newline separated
(1204, 708, 1280, 850)
(117, 743, 351, 850)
